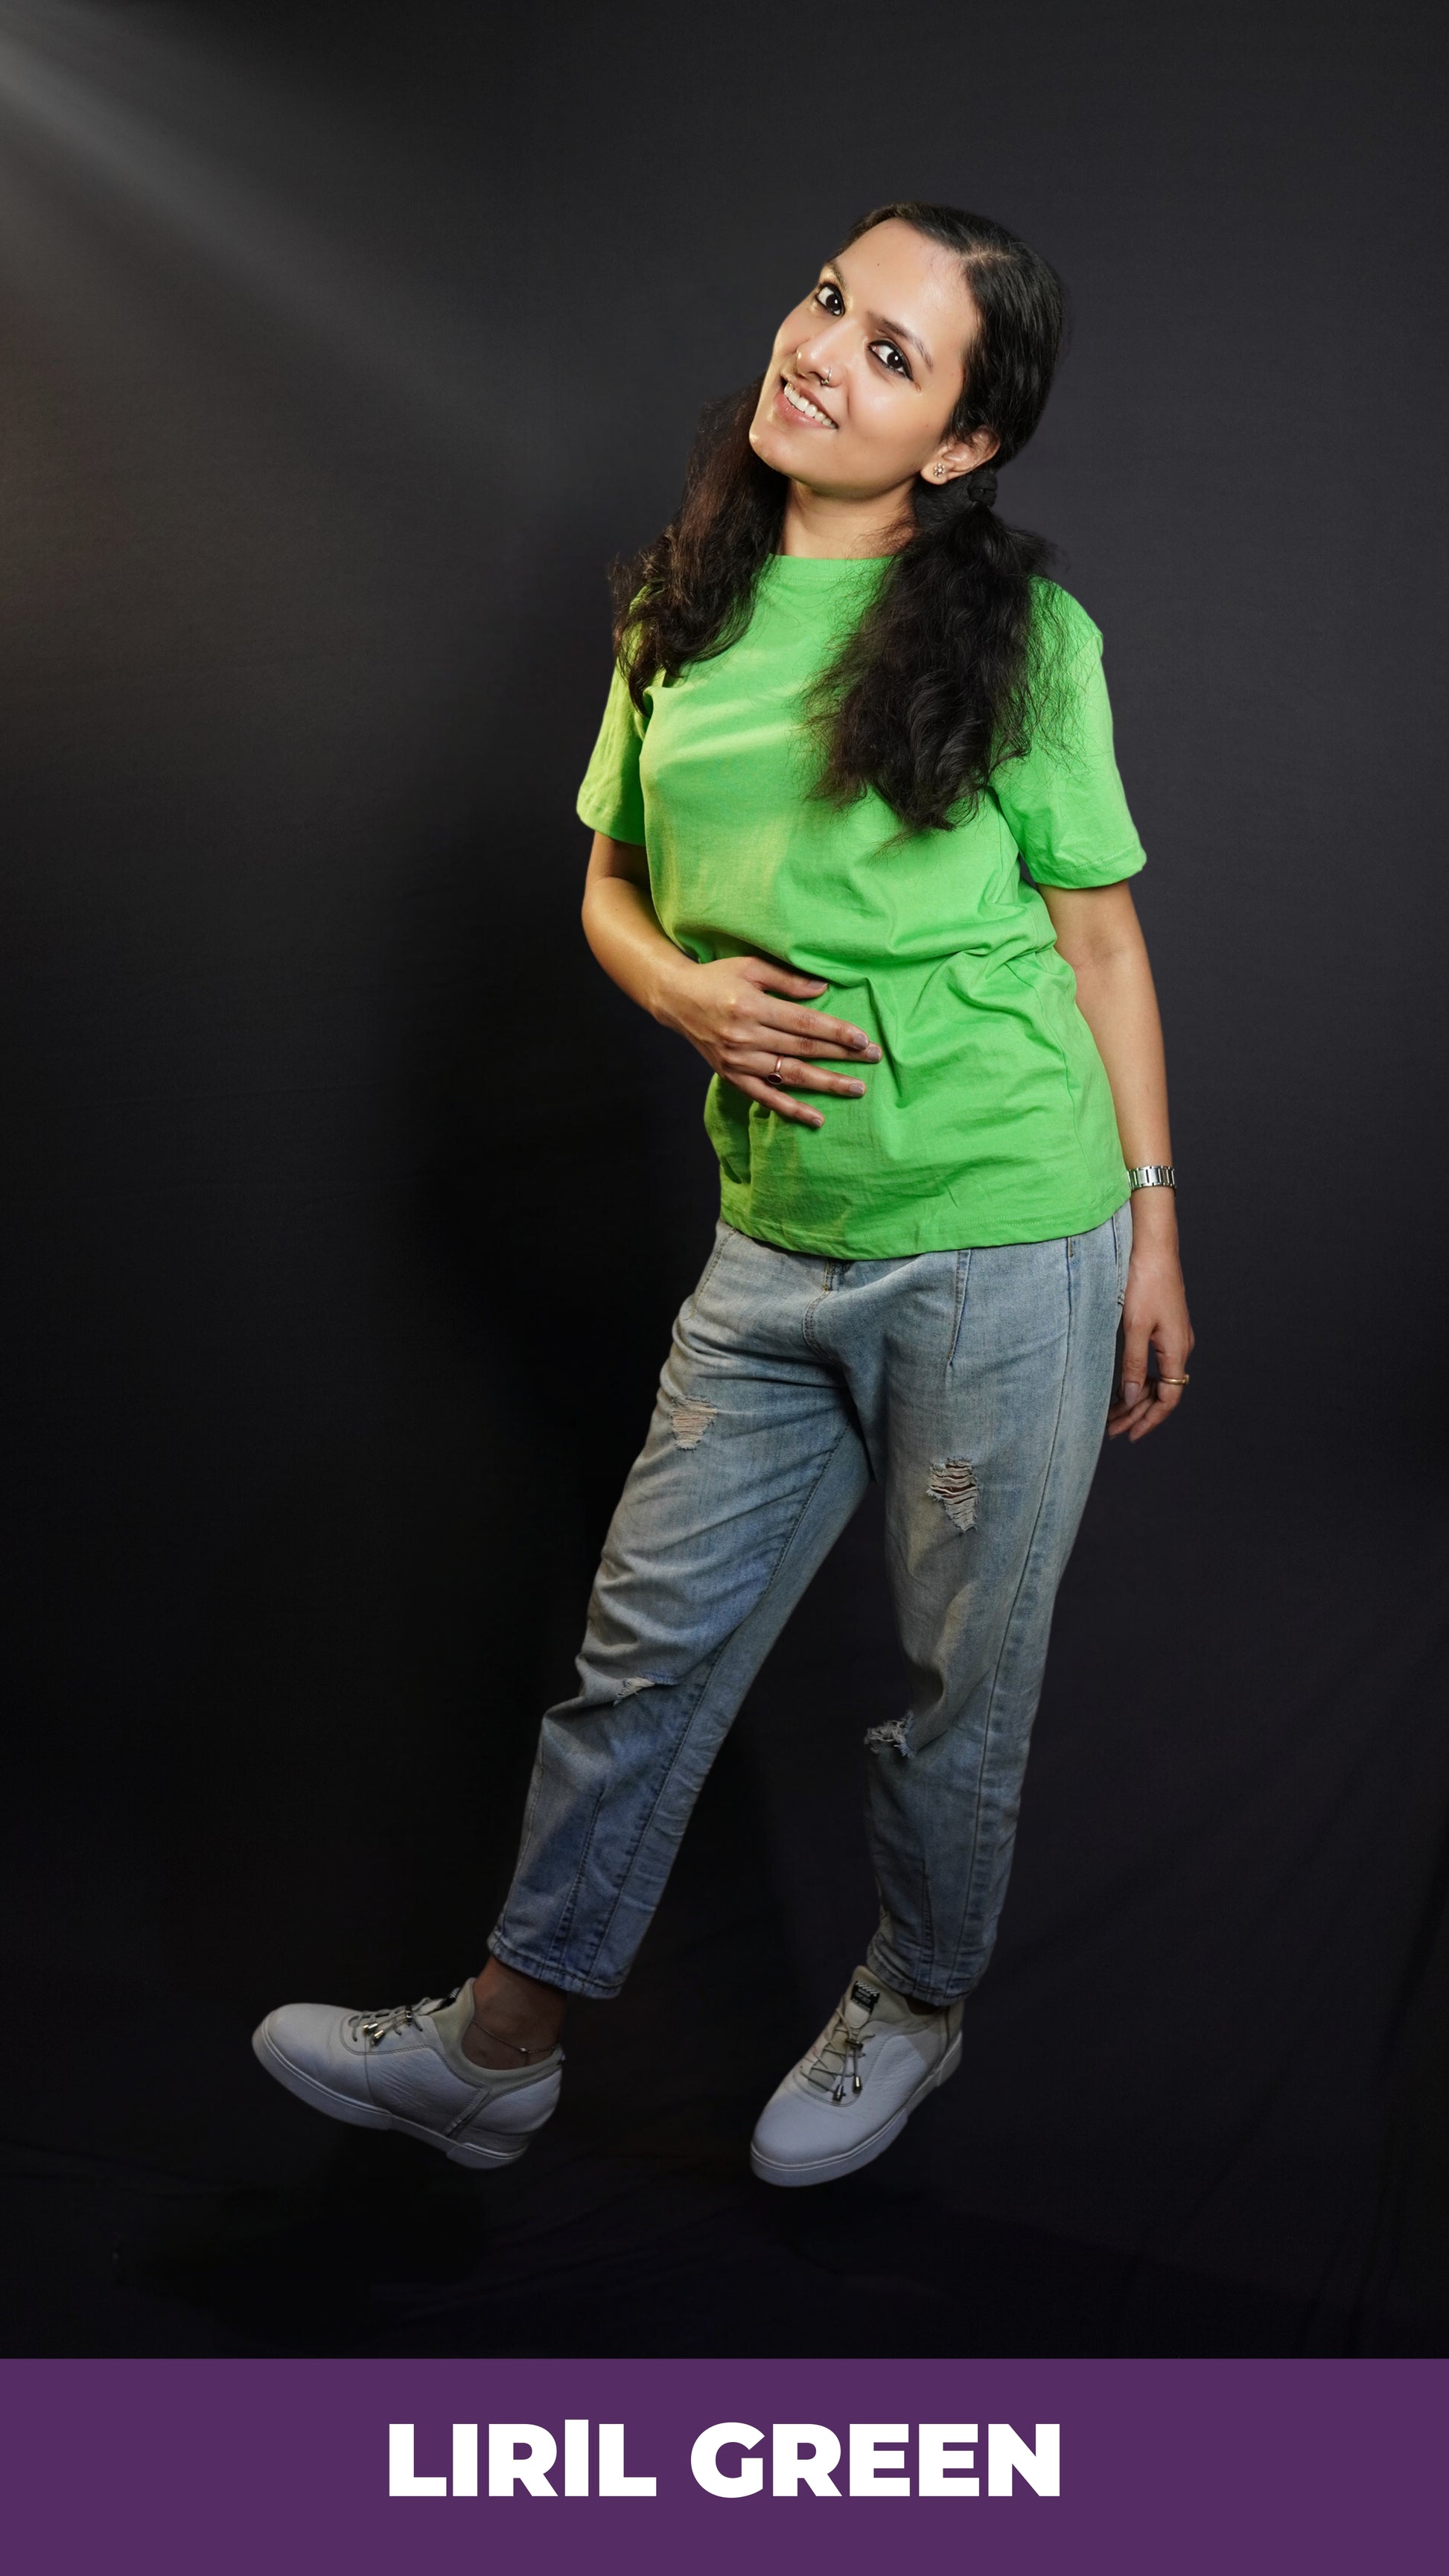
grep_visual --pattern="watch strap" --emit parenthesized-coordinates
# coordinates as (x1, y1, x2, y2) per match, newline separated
(1127, 1163, 1176, 1189)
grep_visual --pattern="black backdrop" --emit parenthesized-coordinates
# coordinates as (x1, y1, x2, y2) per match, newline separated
(2, 0, 1446, 2356)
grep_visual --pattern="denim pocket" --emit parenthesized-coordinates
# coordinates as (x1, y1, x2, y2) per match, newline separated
(687, 1221, 733, 1310)
(1110, 1200, 1132, 1311)
(945, 1247, 974, 1370)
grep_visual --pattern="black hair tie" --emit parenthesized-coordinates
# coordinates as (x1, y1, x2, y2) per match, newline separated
(965, 465, 998, 511)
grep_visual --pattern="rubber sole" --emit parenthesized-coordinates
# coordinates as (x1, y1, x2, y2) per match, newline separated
(251, 2023, 529, 2169)
(749, 2030, 963, 2189)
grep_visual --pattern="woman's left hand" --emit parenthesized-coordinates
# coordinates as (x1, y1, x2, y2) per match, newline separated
(1107, 1233, 1195, 1443)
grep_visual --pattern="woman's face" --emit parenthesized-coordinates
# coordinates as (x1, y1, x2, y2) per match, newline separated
(749, 218, 999, 500)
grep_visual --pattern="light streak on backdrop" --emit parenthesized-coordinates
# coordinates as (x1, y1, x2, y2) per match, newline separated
(0, 0, 587, 873)
(0, 0, 542, 471)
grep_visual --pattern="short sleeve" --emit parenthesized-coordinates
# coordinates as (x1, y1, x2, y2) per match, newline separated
(576, 659, 648, 846)
(992, 597, 1146, 888)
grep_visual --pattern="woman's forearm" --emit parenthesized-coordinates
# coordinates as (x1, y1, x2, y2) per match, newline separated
(1072, 949, 1173, 1172)
(1042, 884, 1177, 1244)
(1077, 955, 1177, 1242)
(581, 840, 691, 1026)
(579, 828, 876, 1125)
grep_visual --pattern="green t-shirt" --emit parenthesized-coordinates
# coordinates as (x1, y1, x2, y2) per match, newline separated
(577, 558, 1146, 1258)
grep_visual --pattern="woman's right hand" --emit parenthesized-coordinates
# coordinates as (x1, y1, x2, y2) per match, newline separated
(657, 953, 882, 1128)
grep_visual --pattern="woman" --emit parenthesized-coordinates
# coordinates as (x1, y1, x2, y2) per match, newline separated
(255, 202, 1193, 2189)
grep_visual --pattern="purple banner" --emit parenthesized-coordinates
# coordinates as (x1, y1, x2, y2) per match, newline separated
(3, 2356, 1446, 2572)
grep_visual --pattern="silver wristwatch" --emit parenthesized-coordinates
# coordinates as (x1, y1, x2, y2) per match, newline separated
(1126, 1163, 1176, 1189)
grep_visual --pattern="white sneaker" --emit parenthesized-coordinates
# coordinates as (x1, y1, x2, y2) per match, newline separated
(252, 1981, 561, 2169)
(750, 1968, 962, 2188)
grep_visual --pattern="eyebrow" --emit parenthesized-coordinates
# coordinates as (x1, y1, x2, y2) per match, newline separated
(867, 308, 932, 369)
(824, 264, 932, 370)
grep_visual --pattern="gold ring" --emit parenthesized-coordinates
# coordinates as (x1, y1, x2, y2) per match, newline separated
(1157, 1375, 1190, 1386)
(773, 1055, 786, 1082)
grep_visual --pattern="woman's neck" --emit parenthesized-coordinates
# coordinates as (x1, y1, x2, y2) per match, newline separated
(778, 477, 914, 560)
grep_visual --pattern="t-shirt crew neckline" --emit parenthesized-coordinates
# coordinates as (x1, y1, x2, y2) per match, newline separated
(763, 552, 894, 582)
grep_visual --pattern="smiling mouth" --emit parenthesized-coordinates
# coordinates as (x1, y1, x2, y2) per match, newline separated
(780, 375, 835, 427)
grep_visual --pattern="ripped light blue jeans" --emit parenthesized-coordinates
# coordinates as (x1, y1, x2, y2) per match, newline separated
(490, 1205, 1130, 2006)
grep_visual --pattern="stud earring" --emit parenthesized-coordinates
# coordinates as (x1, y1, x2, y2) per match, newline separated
(934, 463, 949, 479)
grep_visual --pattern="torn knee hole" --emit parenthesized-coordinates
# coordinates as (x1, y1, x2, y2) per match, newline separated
(670, 1399, 718, 1450)
(865, 1718, 912, 1757)
(927, 1457, 979, 1532)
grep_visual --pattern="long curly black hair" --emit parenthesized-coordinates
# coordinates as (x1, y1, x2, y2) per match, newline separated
(611, 203, 1069, 834)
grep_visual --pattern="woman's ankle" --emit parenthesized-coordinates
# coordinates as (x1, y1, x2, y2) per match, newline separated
(462, 1957, 567, 2070)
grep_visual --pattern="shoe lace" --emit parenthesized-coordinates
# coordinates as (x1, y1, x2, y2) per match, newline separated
(347, 1993, 450, 2048)
(803, 2007, 867, 2105)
